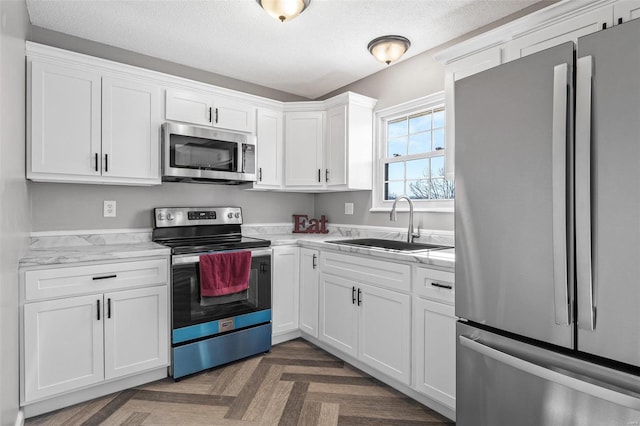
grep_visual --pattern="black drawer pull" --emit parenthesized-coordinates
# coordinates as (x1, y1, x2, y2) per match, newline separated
(431, 282, 452, 290)
(93, 274, 117, 281)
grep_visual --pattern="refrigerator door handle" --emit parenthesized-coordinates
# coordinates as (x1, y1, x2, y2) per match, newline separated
(575, 55, 596, 331)
(459, 335, 640, 410)
(552, 62, 570, 326)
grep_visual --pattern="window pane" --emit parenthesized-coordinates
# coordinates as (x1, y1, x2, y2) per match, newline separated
(431, 156, 445, 178)
(433, 110, 445, 129)
(385, 181, 405, 200)
(430, 178, 455, 199)
(433, 128, 445, 151)
(408, 132, 430, 155)
(409, 113, 430, 134)
(388, 136, 407, 157)
(388, 119, 408, 139)
(406, 158, 428, 180)
(407, 180, 429, 200)
(385, 161, 404, 181)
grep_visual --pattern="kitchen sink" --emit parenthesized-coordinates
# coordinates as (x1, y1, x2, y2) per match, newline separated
(326, 238, 452, 252)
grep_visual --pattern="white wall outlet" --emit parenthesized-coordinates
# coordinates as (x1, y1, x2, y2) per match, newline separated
(103, 200, 116, 217)
(344, 202, 354, 215)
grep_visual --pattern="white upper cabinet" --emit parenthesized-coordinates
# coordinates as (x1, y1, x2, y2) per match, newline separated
(284, 92, 376, 191)
(285, 111, 325, 187)
(102, 77, 161, 181)
(505, 6, 613, 61)
(29, 60, 102, 178)
(165, 88, 255, 133)
(28, 54, 162, 185)
(254, 107, 284, 189)
(614, 0, 640, 23)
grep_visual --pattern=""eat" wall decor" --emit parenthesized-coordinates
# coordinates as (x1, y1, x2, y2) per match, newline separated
(293, 214, 328, 234)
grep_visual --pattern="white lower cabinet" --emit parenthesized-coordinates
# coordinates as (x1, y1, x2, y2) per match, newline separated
(299, 248, 319, 337)
(272, 246, 300, 336)
(21, 257, 169, 408)
(413, 297, 456, 411)
(318, 252, 411, 385)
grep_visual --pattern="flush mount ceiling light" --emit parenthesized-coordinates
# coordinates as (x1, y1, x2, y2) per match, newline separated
(367, 35, 411, 65)
(256, 0, 311, 22)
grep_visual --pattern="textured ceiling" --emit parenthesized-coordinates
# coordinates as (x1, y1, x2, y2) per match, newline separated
(26, 0, 550, 99)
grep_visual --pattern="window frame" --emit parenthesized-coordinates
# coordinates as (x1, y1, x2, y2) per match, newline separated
(371, 92, 454, 213)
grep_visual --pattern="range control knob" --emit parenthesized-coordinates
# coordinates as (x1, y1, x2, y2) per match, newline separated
(227, 212, 234, 219)
(157, 213, 165, 221)
(235, 212, 241, 218)
(166, 213, 174, 221)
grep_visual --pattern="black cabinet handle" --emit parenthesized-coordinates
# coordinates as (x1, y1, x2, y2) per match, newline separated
(325, 169, 329, 182)
(208, 107, 212, 123)
(318, 169, 321, 182)
(431, 282, 453, 290)
(352, 286, 356, 304)
(97, 300, 101, 320)
(215, 108, 219, 123)
(104, 154, 109, 172)
(312, 254, 317, 269)
(259, 168, 262, 182)
(93, 274, 117, 281)
(357, 288, 362, 306)
(107, 298, 111, 319)
(94, 153, 98, 172)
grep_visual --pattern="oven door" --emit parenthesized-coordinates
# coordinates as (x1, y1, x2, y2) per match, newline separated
(171, 248, 271, 334)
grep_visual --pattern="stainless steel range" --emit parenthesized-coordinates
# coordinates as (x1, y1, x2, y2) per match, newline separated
(153, 206, 272, 379)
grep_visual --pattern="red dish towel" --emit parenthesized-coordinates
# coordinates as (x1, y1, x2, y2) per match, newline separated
(199, 251, 252, 297)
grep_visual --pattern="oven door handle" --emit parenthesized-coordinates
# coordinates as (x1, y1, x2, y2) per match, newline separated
(172, 248, 272, 265)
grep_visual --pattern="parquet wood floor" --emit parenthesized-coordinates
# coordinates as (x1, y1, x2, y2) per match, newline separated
(25, 339, 454, 426)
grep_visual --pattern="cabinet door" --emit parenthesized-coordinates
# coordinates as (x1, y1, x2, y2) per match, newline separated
(506, 7, 613, 61)
(272, 246, 300, 336)
(358, 284, 411, 384)
(23, 294, 104, 402)
(102, 77, 161, 183)
(104, 286, 168, 380)
(165, 89, 212, 126)
(29, 60, 101, 177)
(325, 105, 347, 187)
(213, 98, 255, 133)
(615, 0, 640, 23)
(285, 111, 324, 187)
(319, 273, 358, 358)
(255, 108, 283, 188)
(413, 298, 456, 410)
(299, 248, 319, 337)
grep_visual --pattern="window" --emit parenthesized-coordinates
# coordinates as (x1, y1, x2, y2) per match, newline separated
(372, 93, 454, 212)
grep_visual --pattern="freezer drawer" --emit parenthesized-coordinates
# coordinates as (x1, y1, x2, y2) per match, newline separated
(457, 322, 640, 426)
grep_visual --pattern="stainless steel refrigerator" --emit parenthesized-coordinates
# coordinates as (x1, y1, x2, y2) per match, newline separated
(455, 18, 640, 425)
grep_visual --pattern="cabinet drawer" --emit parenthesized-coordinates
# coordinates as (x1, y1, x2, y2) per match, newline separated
(321, 251, 410, 292)
(24, 258, 169, 301)
(414, 267, 454, 305)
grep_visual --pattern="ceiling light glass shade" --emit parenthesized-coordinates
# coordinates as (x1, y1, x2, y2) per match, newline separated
(257, 0, 311, 22)
(367, 35, 411, 65)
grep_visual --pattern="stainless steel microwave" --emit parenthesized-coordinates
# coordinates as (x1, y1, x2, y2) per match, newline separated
(162, 123, 256, 184)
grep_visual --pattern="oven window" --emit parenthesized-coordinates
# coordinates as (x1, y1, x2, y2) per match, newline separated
(172, 254, 271, 329)
(170, 134, 237, 172)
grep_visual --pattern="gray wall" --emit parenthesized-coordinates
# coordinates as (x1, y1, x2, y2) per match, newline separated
(30, 183, 315, 231)
(0, 1, 31, 425)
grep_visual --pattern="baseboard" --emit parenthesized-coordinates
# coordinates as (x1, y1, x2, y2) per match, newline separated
(14, 409, 24, 426)
(23, 368, 167, 419)
(272, 329, 301, 345)
(302, 335, 456, 422)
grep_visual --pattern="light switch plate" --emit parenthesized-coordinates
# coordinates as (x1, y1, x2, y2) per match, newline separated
(103, 200, 116, 217)
(344, 202, 354, 215)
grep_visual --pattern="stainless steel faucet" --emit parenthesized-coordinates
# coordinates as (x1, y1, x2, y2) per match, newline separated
(390, 195, 420, 243)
